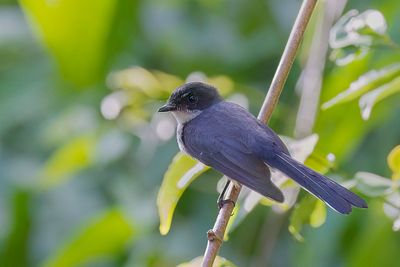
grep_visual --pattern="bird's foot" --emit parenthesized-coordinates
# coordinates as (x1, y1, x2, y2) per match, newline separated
(207, 230, 223, 243)
(217, 198, 236, 210)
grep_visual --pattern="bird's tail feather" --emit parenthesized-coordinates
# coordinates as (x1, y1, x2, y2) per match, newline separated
(267, 153, 367, 214)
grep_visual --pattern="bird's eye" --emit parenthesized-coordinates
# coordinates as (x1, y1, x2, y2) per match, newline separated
(188, 94, 197, 103)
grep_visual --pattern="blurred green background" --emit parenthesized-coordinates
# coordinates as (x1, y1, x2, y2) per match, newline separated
(1, 0, 400, 266)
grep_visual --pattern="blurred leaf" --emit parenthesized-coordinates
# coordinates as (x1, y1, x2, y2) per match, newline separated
(177, 256, 237, 267)
(315, 56, 371, 162)
(329, 46, 369, 66)
(43, 209, 135, 267)
(383, 192, 400, 231)
(107, 67, 181, 99)
(20, 0, 118, 86)
(39, 135, 96, 189)
(207, 75, 234, 96)
(0, 190, 31, 267)
(388, 145, 400, 180)
(309, 200, 326, 228)
(304, 150, 335, 174)
(322, 63, 400, 110)
(359, 76, 400, 120)
(330, 10, 387, 50)
(153, 70, 185, 95)
(355, 172, 393, 197)
(288, 195, 322, 242)
(157, 152, 209, 235)
(329, 9, 393, 65)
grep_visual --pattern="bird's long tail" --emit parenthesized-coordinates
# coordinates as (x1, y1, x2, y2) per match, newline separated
(267, 152, 367, 214)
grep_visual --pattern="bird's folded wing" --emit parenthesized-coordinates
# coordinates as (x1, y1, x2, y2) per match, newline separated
(185, 134, 284, 202)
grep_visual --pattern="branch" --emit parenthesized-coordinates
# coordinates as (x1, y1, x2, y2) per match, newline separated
(201, 0, 318, 266)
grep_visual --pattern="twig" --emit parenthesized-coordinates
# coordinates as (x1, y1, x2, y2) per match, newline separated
(201, 0, 318, 266)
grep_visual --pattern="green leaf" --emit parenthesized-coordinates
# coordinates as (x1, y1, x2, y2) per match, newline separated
(322, 63, 400, 110)
(387, 145, 400, 180)
(0, 190, 31, 267)
(207, 75, 234, 96)
(355, 172, 393, 197)
(309, 200, 327, 228)
(177, 256, 237, 267)
(108, 67, 181, 99)
(304, 150, 334, 174)
(39, 135, 96, 189)
(20, 0, 118, 86)
(288, 195, 323, 242)
(359, 76, 400, 120)
(43, 209, 135, 267)
(157, 152, 209, 235)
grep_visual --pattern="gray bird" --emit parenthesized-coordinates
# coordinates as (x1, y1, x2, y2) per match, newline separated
(158, 82, 367, 214)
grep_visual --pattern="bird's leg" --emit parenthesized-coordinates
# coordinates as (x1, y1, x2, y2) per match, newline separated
(217, 179, 236, 209)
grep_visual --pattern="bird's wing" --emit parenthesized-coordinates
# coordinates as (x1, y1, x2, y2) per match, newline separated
(183, 105, 284, 202)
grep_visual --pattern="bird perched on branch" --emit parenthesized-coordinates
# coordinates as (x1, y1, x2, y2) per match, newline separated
(158, 82, 367, 214)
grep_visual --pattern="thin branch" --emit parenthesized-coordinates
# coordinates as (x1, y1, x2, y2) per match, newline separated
(201, 0, 318, 266)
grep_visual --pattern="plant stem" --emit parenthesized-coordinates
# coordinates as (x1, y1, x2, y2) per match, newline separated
(201, 0, 318, 266)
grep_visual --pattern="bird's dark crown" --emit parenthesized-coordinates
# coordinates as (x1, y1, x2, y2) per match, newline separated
(160, 82, 222, 112)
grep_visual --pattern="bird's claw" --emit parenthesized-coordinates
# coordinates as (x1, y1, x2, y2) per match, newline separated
(217, 198, 236, 210)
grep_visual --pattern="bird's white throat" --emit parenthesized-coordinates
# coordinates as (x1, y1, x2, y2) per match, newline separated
(171, 110, 202, 125)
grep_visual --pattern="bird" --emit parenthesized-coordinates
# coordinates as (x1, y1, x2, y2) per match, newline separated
(158, 82, 367, 214)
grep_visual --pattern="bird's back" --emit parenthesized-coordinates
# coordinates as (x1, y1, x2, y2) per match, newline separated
(187, 101, 289, 157)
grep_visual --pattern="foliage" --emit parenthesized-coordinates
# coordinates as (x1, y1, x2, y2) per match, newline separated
(324, 9, 400, 120)
(177, 256, 237, 267)
(20, 0, 119, 86)
(353, 146, 400, 231)
(157, 153, 209, 235)
(43, 209, 135, 267)
(1, 0, 400, 266)
(289, 196, 326, 242)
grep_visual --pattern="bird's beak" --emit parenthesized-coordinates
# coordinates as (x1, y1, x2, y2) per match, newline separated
(158, 103, 176, 112)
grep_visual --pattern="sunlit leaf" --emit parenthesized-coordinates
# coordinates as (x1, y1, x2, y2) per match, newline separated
(108, 67, 176, 98)
(388, 145, 400, 180)
(39, 135, 96, 189)
(157, 152, 209, 235)
(288, 195, 319, 242)
(355, 172, 393, 197)
(309, 200, 327, 228)
(207, 75, 234, 96)
(322, 63, 400, 110)
(20, 0, 118, 86)
(177, 256, 237, 267)
(43, 209, 135, 267)
(153, 70, 185, 94)
(304, 151, 335, 174)
(359, 76, 400, 120)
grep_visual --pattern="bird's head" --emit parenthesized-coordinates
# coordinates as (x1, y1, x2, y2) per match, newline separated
(158, 82, 222, 123)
